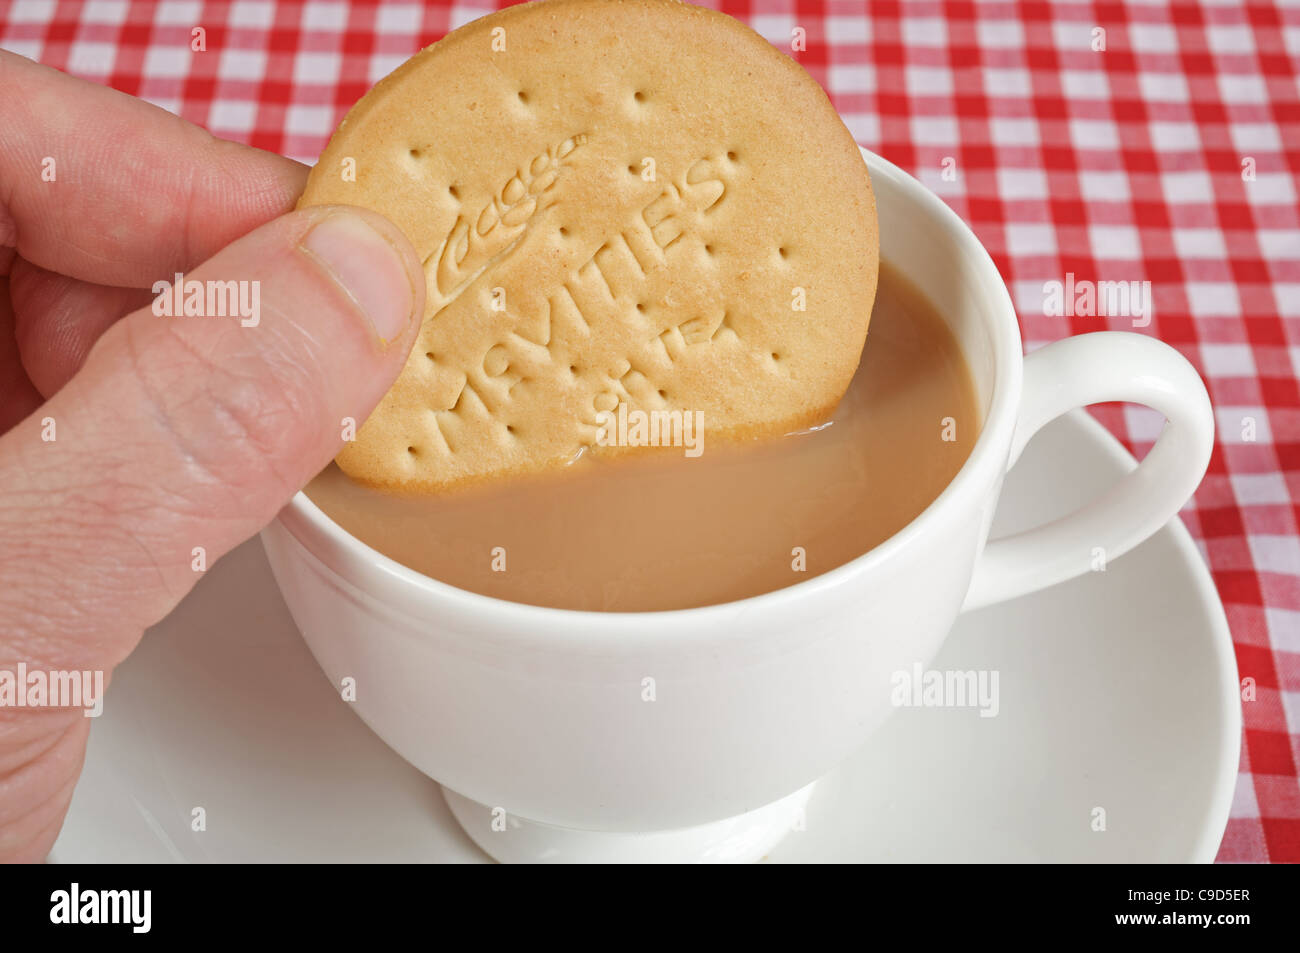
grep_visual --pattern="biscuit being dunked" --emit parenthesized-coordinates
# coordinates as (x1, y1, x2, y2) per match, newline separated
(300, 0, 878, 491)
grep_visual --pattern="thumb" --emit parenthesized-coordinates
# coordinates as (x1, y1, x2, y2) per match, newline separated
(0, 205, 424, 672)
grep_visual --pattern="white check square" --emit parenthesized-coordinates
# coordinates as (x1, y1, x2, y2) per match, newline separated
(83, 0, 128, 25)
(902, 17, 946, 46)
(990, 117, 1039, 146)
(229, 0, 274, 29)
(910, 115, 959, 146)
(143, 45, 191, 79)
(68, 41, 116, 75)
(293, 51, 341, 85)
(155, 0, 200, 26)
(829, 64, 874, 93)
(1248, 535, 1300, 575)
(1200, 344, 1256, 376)
(1062, 70, 1109, 99)
(906, 66, 953, 97)
(1160, 170, 1213, 204)
(303, 3, 348, 32)
(1139, 72, 1189, 103)
(1078, 170, 1130, 202)
(1006, 223, 1057, 256)
(1128, 22, 1178, 53)
(1185, 282, 1242, 318)
(1070, 118, 1120, 152)
(1231, 472, 1291, 505)
(1219, 74, 1269, 105)
(983, 67, 1032, 97)
(1150, 121, 1200, 151)
(208, 99, 257, 132)
(997, 168, 1049, 200)
(1174, 228, 1228, 259)
(976, 20, 1024, 49)
(1088, 225, 1143, 260)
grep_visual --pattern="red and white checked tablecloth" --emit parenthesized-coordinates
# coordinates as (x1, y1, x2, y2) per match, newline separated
(1, 0, 1296, 863)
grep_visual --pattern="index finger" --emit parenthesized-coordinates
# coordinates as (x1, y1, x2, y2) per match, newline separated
(0, 50, 309, 287)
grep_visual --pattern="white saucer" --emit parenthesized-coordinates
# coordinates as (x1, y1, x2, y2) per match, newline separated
(48, 410, 1239, 863)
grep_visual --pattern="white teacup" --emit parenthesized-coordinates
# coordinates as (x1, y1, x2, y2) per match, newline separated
(260, 148, 1214, 863)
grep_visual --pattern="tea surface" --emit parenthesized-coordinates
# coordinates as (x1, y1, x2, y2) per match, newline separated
(306, 262, 979, 611)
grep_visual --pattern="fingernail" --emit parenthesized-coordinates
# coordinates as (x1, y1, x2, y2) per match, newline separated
(300, 212, 416, 344)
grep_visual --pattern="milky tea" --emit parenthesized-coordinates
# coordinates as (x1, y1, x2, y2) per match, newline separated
(307, 262, 979, 612)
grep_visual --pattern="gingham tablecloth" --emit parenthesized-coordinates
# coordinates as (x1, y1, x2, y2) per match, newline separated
(2, 0, 1297, 863)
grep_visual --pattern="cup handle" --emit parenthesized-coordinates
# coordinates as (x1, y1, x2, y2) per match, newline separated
(962, 332, 1215, 611)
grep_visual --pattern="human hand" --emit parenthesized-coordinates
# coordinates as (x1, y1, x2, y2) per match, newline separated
(0, 51, 424, 861)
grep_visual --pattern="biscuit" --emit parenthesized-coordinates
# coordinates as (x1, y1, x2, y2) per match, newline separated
(300, 0, 878, 490)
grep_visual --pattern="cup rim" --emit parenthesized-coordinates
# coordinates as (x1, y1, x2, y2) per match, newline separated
(276, 148, 1024, 629)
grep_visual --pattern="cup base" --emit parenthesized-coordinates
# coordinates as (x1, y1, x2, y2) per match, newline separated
(441, 783, 816, 864)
